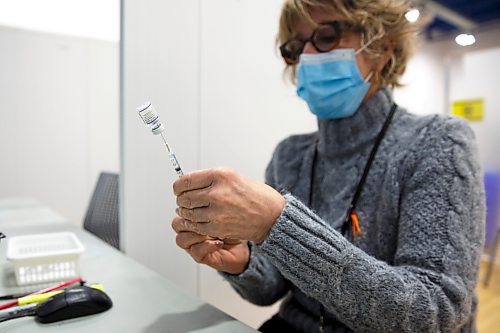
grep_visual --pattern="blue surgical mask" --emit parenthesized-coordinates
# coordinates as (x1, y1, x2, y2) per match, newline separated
(296, 47, 373, 119)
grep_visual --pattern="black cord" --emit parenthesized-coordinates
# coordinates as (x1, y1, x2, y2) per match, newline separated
(0, 304, 36, 323)
(0, 293, 26, 300)
(0, 313, 34, 323)
(341, 103, 398, 236)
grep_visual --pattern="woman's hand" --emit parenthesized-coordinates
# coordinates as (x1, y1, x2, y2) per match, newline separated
(172, 167, 285, 244)
(173, 217, 250, 275)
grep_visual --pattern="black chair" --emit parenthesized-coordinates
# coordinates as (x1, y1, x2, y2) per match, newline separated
(83, 172, 120, 250)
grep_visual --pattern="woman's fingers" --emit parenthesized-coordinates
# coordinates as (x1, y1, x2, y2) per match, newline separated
(175, 231, 224, 266)
(173, 169, 215, 196)
(172, 215, 212, 235)
(175, 206, 212, 223)
(175, 231, 209, 250)
(176, 186, 211, 209)
(173, 168, 236, 208)
(189, 240, 224, 263)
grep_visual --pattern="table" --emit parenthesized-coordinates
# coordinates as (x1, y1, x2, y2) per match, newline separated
(0, 198, 256, 332)
(0, 198, 67, 229)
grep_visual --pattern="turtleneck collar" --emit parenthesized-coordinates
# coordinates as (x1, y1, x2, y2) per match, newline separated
(316, 88, 395, 158)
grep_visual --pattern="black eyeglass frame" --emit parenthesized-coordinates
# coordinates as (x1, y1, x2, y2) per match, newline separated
(279, 20, 363, 65)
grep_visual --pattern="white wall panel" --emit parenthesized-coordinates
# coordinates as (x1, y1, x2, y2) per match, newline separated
(394, 39, 447, 115)
(0, 28, 20, 194)
(88, 40, 120, 186)
(14, 29, 88, 224)
(121, 0, 200, 296)
(199, 1, 316, 177)
(449, 47, 500, 170)
(0, 26, 119, 226)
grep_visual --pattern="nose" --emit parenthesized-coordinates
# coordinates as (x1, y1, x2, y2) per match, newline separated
(302, 41, 319, 54)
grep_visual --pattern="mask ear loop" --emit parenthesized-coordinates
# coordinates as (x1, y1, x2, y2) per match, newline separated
(355, 33, 379, 83)
(364, 72, 374, 83)
(355, 32, 377, 55)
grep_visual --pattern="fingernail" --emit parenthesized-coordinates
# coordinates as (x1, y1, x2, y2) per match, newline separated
(215, 240, 224, 247)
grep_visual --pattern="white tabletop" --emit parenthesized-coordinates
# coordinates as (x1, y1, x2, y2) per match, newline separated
(0, 200, 256, 332)
(0, 197, 67, 228)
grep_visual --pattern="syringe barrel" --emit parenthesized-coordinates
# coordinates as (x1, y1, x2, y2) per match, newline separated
(169, 153, 184, 177)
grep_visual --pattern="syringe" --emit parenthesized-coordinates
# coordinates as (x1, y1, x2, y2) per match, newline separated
(137, 102, 184, 177)
(138, 102, 234, 245)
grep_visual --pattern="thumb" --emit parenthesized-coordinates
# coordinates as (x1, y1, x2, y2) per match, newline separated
(190, 239, 224, 263)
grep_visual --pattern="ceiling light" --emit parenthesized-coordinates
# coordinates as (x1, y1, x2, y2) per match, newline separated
(405, 8, 421, 23)
(455, 33, 476, 46)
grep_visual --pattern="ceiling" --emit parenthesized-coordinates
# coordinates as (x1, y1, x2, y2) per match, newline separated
(425, 0, 500, 39)
(0, 0, 120, 41)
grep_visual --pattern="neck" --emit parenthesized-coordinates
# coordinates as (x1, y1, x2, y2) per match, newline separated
(316, 88, 394, 158)
(364, 81, 380, 101)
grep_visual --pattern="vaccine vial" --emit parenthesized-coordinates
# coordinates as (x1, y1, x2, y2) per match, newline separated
(137, 102, 165, 135)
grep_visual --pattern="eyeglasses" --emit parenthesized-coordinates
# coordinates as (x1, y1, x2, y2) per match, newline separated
(279, 21, 363, 65)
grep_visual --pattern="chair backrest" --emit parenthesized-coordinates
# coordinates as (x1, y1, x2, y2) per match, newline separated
(83, 172, 120, 250)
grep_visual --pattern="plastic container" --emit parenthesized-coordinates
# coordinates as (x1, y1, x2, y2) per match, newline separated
(6, 232, 85, 286)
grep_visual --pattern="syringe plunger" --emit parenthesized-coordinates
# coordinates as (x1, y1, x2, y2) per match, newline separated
(137, 101, 165, 135)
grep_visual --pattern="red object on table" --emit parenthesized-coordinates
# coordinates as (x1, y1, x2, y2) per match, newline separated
(0, 277, 82, 310)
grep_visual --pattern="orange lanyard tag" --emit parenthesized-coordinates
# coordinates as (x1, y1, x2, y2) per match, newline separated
(350, 210, 362, 240)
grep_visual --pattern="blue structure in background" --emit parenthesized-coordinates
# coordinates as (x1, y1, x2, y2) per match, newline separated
(485, 171, 500, 247)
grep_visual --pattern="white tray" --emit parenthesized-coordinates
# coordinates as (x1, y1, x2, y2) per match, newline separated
(6, 232, 84, 286)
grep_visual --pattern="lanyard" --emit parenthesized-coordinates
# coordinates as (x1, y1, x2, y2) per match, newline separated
(309, 103, 397, 239)
(308, 103, 397, 332)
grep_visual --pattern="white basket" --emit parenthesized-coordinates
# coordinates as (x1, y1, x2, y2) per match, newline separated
(6, 232, 85, 286)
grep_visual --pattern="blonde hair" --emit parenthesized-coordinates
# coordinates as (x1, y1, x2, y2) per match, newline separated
(278, 0, 418, 87)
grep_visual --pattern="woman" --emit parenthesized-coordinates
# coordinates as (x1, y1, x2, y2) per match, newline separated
(172, 0, 485, 332)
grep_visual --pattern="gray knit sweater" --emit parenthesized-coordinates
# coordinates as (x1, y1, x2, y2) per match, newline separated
(222, 88, 485, 333)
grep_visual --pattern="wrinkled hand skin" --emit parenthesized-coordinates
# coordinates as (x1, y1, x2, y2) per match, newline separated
(172, 226, 250, 275)
(172, 167, 285, 244)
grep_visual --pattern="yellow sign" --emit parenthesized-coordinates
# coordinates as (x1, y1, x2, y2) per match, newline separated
(451, 99, 484, 121)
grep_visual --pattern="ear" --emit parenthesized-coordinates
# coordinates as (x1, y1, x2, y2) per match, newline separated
(374, 38, 395, 72)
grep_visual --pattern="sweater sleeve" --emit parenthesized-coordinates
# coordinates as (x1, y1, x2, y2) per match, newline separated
(219, 140, 292, 306)
(256, 118, 485, 332)
(220, 243, 290, 305)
